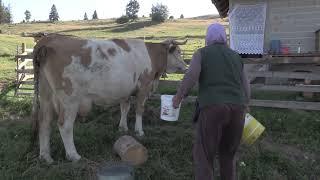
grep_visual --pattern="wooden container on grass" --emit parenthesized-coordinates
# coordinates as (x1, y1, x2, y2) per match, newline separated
(113, 135, 148, 166)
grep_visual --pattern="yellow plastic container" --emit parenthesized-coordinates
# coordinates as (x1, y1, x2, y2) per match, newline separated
(241, 113, 265, 145)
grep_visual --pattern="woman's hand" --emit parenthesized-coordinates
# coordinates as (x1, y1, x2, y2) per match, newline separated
(172, 95, 182, 109)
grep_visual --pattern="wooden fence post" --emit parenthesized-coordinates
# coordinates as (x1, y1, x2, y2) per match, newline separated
(22, 43, 26, 53)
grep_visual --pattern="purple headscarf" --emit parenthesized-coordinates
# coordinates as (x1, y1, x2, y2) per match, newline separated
(205, 23, 227, 46)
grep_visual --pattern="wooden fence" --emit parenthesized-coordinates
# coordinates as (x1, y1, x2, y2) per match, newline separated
(15, 43, 34, 96)
(156, 54, 320, 111)
(12, 42, 320, 110)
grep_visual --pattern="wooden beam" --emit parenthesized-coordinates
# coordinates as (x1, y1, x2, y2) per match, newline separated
(150, 94, 320, 111)
(18, 87, 34, 90)
(20, 81, 34, 85)
(17, 59, 33, 70)
(16, 92, 33, 96)
(15, 54, 33, 59)
(251, 84, 320, 92)
(250, 99, 320, 111)
(16, 69, 34, 74)
(159, 80, 320, 92)
(243, 56, 320, 64)
(248, 71, 320, 80)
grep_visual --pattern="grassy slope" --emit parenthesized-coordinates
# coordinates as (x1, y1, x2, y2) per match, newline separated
(0, 19, 319, 179)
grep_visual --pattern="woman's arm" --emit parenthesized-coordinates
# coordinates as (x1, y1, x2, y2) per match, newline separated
(241, 67, 251, 107)
(173, 50, 202, 108)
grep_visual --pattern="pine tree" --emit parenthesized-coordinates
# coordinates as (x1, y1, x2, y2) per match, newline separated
(0, 0, 3, 23)
(25, 10, 31, 22)
(49, 4, 59, 22)
(4, 6, 11, 23)
(92, 10, 98, 20)
(0, 0, 12, 24)
(84, 12, 88, 20)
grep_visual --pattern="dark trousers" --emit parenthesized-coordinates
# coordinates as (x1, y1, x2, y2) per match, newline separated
(193, 104, 245, 180)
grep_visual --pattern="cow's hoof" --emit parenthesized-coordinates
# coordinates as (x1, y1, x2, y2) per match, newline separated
(135, 130, 145, 137)
(66, 153, 81, 162)
(39, 154, 54, 164)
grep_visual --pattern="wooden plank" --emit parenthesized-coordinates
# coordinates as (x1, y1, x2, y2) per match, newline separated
(149, 94, 320, 111)
(243, 56, 320, 64)
(20, 81, 34, 85)
(250, 99, 320, 111)
(16, 92, 33, 96)
(16, 69, 34, 74)
(15, 54, 33, 59)
(248, 71, 320, 80)
(17, 60, 33, 70)
(25, 49, 33, 53)
(251, 84, 320, 92)
(18, 87, 34, 90)
(159, 80, 320, 92)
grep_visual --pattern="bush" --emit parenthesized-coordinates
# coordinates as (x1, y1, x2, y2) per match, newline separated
(169, 16, 174, 20)
(180, 14, 184, 19)
(151, 4, 169, 23)
(116, 15, 129, 24)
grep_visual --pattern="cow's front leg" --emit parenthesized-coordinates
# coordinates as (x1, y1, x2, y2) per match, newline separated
(119, 99, 131, 132)
(135, 87, 151, 136)
(135, 99, 145, 137)
(58, 104, 81, 162)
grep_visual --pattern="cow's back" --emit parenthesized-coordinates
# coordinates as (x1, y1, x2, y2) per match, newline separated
(35, 35, 153, 107)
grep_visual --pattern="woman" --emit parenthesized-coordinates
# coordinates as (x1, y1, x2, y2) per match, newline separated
(172, 23, 251, 180)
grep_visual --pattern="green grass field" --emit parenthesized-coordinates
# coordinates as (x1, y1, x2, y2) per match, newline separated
(0, 18, 319, 179)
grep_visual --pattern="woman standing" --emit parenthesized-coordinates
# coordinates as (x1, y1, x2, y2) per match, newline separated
(172, 23, 251, 180)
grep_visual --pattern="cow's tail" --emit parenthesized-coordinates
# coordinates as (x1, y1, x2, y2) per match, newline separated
(30, 44, 45, 148)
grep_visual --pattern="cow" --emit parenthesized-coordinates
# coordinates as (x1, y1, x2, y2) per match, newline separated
(32, 34, 188, 163)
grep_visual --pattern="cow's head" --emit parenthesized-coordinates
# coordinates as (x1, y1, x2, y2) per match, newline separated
(163, 39, 188, 73)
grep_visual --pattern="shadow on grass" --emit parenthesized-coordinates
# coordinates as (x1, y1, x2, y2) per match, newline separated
(0, 84, 32, 119)
(0, 53, 12, 57)
(56, 24, 125, 34)
(110, 20, 161, 33)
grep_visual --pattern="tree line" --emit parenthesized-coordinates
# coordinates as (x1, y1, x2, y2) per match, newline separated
(2, 0, 185, 24)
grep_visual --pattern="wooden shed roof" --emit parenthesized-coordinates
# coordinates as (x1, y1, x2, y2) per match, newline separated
(211, 0, 229, 18)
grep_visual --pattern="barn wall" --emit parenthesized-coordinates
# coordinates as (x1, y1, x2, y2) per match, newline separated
(229, 0, 320, 53)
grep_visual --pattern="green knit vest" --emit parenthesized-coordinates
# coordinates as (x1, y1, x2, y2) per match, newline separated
(198, 44, 246, 108)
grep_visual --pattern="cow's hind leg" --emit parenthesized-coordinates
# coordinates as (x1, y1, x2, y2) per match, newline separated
(119, 99, 130, 132)
(58, 104, 81, 162)
(39, 101, 54, 163)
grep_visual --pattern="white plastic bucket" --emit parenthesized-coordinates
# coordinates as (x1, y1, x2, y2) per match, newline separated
(160, 95, 181, 121)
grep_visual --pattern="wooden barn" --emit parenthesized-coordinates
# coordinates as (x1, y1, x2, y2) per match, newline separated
(212, 0, 320, 54)
(210, 0, 320, 110)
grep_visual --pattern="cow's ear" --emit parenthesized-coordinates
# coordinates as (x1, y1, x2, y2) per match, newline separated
(169, 44, 177, 53)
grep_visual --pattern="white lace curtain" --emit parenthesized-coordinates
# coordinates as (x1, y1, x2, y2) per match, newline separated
(229, 3, 267, 54)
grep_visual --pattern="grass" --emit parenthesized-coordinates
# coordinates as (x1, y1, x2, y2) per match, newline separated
(0, 18, 319, 179)
(0, 34, 34, 56)
(0, 57, 16, 83)
(0, 89, 319, 179)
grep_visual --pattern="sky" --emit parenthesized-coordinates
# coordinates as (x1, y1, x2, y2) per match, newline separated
(2, 0, 218, 23)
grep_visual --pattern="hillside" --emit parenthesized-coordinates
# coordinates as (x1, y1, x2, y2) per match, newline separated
(0, 18, 228, 54)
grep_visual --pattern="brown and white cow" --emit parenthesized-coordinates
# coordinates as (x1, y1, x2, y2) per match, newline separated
(32, 34, 187, 163)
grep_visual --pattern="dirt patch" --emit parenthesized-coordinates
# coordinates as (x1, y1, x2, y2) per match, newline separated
(260, 138, 319, 163)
